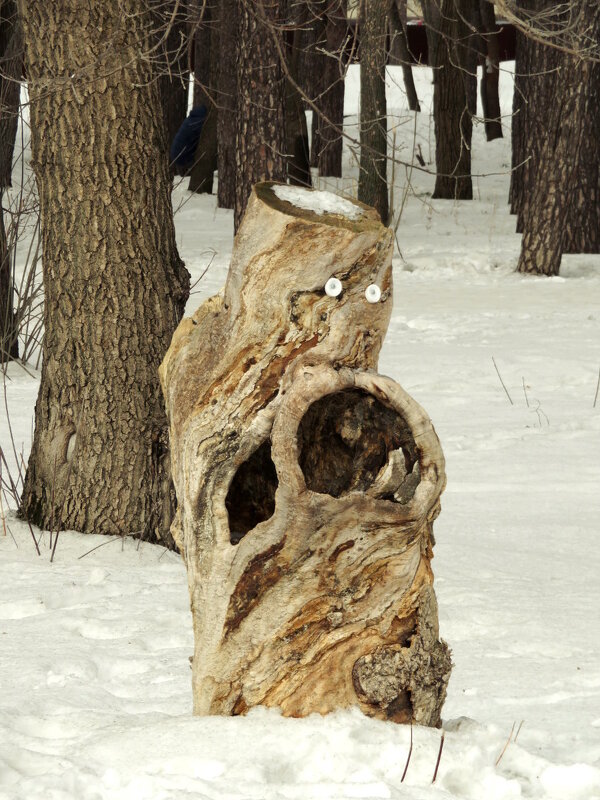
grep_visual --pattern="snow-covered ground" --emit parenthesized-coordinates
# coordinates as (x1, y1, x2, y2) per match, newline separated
(1, 65, 600, 800)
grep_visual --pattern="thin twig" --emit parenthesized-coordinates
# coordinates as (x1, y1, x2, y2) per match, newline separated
(495, 721, 515, 766)
(522, 377, 530, 407)
(492, 357, 514, 405)
(77, 536, 122, 559)
(593, 366, 600, 409)
(432, 732, 445, 783)
(401, 722, 413, 782)
(514, 720, 524, 743)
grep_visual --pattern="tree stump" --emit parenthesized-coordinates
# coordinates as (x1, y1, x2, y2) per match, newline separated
(160, 183, 451, 725)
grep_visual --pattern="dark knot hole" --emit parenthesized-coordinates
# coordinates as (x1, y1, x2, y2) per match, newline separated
(225, 442, 278, 545)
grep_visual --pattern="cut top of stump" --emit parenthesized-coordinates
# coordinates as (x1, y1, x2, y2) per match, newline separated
(255, 182, 384, 232)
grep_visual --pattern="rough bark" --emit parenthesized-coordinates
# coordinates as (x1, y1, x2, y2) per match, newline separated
(0, 0, 21, 362)
(189, 1, 219, 193)
(160, 183, 450, 724)
(517, 0, 600, 274)
(358, 0, 389, 224)
(563, 60, 600, 254)
(425, 0, 474, 200)
(390, 0, 420, 112)
(217, 0, 238, 208)
(18, 0, 190, 541)
(234, 1, 287, 231)
(513, 0, 557, 231)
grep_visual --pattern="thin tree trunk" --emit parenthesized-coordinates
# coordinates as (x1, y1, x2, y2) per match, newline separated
(478, 0, 502, 141)
(390, 0, 420, 112)
(517, 0, 600, 274)
(509, 11, 528, 214)
(0, 189, 18, 362)
(284, 14, 312, 188)
(308, 5, 326, 169)
(425, 0, 473, 200)
(188, 103, 218, 193)
(358, 0, 389, 224)
(286, 77, 312, 186)
(156, 0, 189, 157)
(217, 0, 238, 208)
(317, 0, 347, 177)
(0, 0, 21, 362)
(18, 0, 190, 541)
(234, 0, 286, 231)
(189, 1, 219, 193)
(192, 0, 213, 109)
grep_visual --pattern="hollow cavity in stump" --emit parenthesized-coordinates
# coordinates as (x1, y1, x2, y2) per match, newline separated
(297, 388, 417, 497)
(225, 442, 278, 544)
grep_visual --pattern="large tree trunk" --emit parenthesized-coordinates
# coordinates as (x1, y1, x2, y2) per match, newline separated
(358, 0, 389, 224)
(160, 183, 450, 724)
(217, 0, 238, 209)
(424, 0, 474, 200)
(234, 1, 287, 231)
(0, 0, 21, 362)
(517, 0, 600, 274)
(18, 0, 190, 541)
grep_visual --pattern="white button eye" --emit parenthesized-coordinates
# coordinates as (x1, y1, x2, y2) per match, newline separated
(324, 277, 342, 297)
(365, 284, 381, 303)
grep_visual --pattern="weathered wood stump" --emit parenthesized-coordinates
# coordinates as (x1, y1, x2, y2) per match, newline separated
(160, 183, 451, 725)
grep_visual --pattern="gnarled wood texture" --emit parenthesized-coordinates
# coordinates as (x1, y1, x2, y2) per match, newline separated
(160, 183, 451, 725)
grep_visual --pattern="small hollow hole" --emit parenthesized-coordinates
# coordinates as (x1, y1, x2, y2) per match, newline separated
(225, 442, 278, 544)
(297, 389, 417, 497)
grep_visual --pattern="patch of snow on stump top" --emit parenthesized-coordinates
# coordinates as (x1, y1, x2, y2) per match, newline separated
(273, 185, 364, 221)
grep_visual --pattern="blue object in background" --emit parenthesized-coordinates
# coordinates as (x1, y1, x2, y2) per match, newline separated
(170, 106, 207, 170)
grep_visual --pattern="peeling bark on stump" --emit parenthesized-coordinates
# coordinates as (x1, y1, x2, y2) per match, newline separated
(161, 183, 450, 725)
